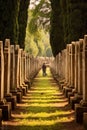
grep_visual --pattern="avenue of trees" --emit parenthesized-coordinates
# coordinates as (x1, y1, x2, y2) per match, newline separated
(0, 0, 87, 57)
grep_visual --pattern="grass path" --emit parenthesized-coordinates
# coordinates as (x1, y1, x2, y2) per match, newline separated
(2, 68, 84, 130)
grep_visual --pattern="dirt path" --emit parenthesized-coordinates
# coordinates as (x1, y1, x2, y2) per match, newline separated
(1, 68, 84, 130)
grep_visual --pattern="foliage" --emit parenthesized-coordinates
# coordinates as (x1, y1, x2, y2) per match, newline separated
(60, 0, 87, 44)
(28, 0, 51, 34)
(50, 0, 87, 57)
(25, 4, 52, 57)
(0, 0, 20, 44)
(50, 0, 65, 57)
(25, 23, 52, 57)
(46, 47, 53, 57)
(18, 0, 30, 48)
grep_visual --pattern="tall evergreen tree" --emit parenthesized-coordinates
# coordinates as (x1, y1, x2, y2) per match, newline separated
(18, 0, 30, 48)
(50, 0, 65, 57)
(0, 0, 20, 44)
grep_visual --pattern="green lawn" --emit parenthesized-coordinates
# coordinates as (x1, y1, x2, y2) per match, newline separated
(2, 68, 83, 130)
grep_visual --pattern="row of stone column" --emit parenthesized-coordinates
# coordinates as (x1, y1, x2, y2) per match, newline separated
(0, 39, 41, 122)
(51, 35, 87, 127)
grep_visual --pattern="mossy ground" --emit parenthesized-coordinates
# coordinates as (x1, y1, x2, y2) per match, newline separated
(2, 68, 84, 130)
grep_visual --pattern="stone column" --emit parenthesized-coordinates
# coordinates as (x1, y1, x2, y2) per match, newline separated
(82, 35, 87, 102)
(55, 55, 58, 75)
(78, 39, 83, 95)
(75, 35, 87, 123)
(71, 42, 75, 88)
(10, 45, 15, 90)
(66, 44, 70, 85)
(19, 49, 23, 86)
(15, 45, 20, 88)
(68, 44, 72, 87)
(4, 39, 10, 95)
(0, 41, 4, 101)
(74, 41, 79, 92)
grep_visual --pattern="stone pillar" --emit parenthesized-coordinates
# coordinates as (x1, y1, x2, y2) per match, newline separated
(63, 44, 73, 97)
(55, 55, 58, 74)
(69, 44, 72, 87)
(19, 49, 23, 86)
(0, 41, 4, 101)
(66, 44, 70, 85)
(78, 39, 83, 95)
(62, 49, 67, 81)
(10, 45, 15, 90)
(15, 45, 20, 88)
(75, 35, 87, 123)
(0, 40, 11, 120)
(74, 41, 79, 92)
(4, 39, 10, 95)
(71, 42, 75, 88)
(13, 45, 22, 103)
(25, 53, 27, 81)
(82, 35, 87, 102)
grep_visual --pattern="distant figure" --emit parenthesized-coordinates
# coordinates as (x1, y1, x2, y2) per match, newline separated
(42, 63, 47, 76)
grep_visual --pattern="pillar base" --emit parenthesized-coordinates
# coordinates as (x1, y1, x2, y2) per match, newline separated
(70, 94, 82, 110)
(20, 86, 26, 96)
(11, 89, 22, 103)
(5, 94, 16, 110)
(24, 80, 31, 89)
(63, 87, 72, 98)
(83, 113, 87, 130)
(0, 101, 11, 121)
(0, 109, 2, 126)
(22, 83, 28, 93)
(75, 103, 87, 123)
(68, 92, 74, 103)
(68, 89, 77, 103)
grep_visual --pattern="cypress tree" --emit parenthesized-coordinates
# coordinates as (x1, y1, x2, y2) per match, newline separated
(50, 0, 65, 57)
(0, 0, 20, 44)
(66, 0, 87, 43)
(18, 0, 30, 49)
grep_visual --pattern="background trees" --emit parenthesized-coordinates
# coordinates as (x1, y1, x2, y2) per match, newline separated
(50, 0, 87, 56)
(0, 0, 87, 57)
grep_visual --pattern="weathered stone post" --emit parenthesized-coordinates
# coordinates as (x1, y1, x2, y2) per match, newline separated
(78, 39, 83, 95)
(10, 45, 15, 90)
(4, 40, 17, 110)
(68, 42, 75, 102)
(13, 45, 22, 103)
(22, 51, 29, 93)
(63, 44, 73, 97)
(55, 55, 58, 75)
(0, 41, 4, 123)
(0, 41, 4, 101)
(0, 39, 11, 120)
(8, 45, 17, 110)
(71, 42, 75, 88)
(70, 41, 83, 109)
(74, 41, 79, 92)
(4, 39, 10, 96)
(15, 45, 20, 88)
(19, 49, 27, 96)
(75, 35, 87, 123)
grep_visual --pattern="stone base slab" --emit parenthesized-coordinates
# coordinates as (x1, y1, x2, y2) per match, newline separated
(63, 87, 72, 98)
(0, 109, 2, 126)
(75, 104, 87, 123)
(70, 96, 82, 110)
(5, 95, 17, 110)
(83, 112, 87, 130)
(22, 87, 26, 96)
(0, 102, 11, 121)
(11, 90, 22, 103)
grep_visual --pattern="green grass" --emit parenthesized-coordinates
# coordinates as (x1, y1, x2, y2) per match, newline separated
(3, 68, 75, 130)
